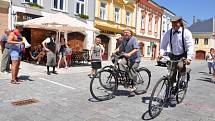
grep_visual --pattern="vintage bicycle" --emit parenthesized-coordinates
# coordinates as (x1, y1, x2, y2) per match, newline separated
(90, 53, 151, 101)
(148, 56, 191, 118)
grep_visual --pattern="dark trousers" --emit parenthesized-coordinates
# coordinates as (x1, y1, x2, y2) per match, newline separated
(1, 48, 10, 72)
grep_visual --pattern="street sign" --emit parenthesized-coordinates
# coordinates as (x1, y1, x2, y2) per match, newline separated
(150, 42, 155, 46)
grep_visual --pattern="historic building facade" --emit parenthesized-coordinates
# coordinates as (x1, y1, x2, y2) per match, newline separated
(188, 18, 215, 59)
(94, 0, 136, 60)
(136, 0, 163, 60)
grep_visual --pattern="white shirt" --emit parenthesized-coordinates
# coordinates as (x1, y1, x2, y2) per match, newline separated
(206, 52, 214, 63)
(42, 37, 55, 44)
(160, 27, 194, 60)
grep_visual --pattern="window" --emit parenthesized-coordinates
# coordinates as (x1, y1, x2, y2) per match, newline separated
(24, 0, 42, 5)
(204, 38, 208, 45)
(148, 17, 152, 32)
(115, 7, 120, 23)
(195, 38, 199, 45)
(53, 0, 66, 11)
(76, 0, 85, 14)
(141, 16, 145, 30)
(155, 20, 158, 33)
(147, 46, 151, 55)
(100, 2, 106, 20)
(126, 11, 131, 26)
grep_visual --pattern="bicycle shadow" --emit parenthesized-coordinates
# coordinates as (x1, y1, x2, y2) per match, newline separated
(197, 77, 215, 84)
(198, 71, 211, 76)
(114, 90, 130, 96)
(18, 75, 34, 81)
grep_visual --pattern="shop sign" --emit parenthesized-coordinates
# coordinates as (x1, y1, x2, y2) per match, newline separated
(16, 12, 42, 22)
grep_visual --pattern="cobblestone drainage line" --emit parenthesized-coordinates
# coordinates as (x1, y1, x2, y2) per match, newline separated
(12, 98, 39, 106)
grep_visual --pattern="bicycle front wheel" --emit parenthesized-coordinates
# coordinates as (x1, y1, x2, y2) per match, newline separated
(134, 67, 151, 94)
(176, 72, 189, 104)
(149, 77, 168, 119)
(90, 69, 117, 101)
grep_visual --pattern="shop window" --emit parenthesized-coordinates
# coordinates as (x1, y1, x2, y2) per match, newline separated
(76, 0, 85, 14)
(147, 46, 151, 55)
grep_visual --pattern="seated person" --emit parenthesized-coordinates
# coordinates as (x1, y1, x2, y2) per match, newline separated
(31, 45, 46, 64)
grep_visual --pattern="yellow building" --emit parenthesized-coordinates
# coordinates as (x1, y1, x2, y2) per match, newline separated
(94, 0, 136, 60)
(188, 18, 215, 59)
(192, 33, 214, 59)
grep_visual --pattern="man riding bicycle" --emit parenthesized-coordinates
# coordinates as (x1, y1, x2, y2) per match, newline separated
(159, 16, 194, 96)
(113, 28, 141, 97)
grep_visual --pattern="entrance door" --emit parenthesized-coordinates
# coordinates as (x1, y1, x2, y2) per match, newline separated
(195, 50, 206, 60)
(97, 34, 110, 60)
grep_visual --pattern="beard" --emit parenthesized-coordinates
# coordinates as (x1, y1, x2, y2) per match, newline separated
(124, 35, 131, 41)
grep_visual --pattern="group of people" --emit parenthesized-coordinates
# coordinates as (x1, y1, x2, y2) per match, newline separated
(0, 25, 72, 83)
(88, 16, 194, 97)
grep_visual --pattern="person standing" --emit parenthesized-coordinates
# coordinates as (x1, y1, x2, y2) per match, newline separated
(8, 25, 24, 84)
(1, 29, 11, 73)
(206, 48, 214, 74)
(89, 37, 104, 78)
(42, 32, 57, 75)
(57, 37, 68, 69)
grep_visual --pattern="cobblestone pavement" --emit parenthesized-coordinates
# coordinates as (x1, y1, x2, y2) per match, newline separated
(0, 60, 215, 121)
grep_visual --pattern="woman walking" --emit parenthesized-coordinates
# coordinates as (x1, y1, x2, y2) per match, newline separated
(57, 37, 68, 69)
(89, 37, 104, 78)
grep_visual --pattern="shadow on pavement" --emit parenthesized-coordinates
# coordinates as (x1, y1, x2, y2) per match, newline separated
(114, 90, 130, 96)
(198, 71, 211, 76)
(18, 75, 34, 81)
(197, 77, 215, 84)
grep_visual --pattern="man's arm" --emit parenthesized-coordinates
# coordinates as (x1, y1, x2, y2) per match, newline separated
(185, 29, 194, 60)
(42, 38, 49, 51)
(160, 31, 170, 56)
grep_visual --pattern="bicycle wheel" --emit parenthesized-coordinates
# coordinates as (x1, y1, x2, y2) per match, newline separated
(176, 72, 189, 104)
(90, 69, 117, 101)
(134, 67, 151, 94)
(149, 77, 168, 119)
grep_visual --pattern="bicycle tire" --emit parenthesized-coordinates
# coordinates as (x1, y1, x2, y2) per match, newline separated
(176, 72, 189, 104)
(90, 69, 117, 101)
(134, 67, 151, 94)
(149, 77, 168, 119)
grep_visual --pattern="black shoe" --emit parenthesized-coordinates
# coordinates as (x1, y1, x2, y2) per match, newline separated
(128, 91, 135, 97)
(169, 95, 177, 107)
(52, 71, 58, 74)
(209, 72, 212, 74)
(47, 71, 51, 75)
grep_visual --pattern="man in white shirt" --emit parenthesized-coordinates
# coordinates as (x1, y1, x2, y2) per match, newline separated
(42, 32, 57, 75)
(159, 16, 194, 99)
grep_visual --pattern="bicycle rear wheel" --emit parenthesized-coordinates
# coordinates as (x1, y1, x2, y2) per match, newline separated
(149, 77, 168, 119)
(134, 67, 151, 94)
(90, 69, 117, 101)
(176, 72, 189, 104)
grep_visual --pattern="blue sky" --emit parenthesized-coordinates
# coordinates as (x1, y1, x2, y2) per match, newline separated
(152, 0, 215, 26)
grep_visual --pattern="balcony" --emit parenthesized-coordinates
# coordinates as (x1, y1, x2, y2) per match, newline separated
(95, 17, 135, 34)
